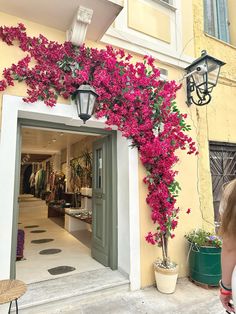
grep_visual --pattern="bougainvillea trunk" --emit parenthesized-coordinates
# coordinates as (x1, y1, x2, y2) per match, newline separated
(161, 234, 169, 267)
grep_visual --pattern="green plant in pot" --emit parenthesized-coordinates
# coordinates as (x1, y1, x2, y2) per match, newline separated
(185, 229, 222, 286)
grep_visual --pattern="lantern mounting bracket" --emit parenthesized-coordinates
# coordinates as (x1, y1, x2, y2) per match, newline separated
(186, 75, 212, 106)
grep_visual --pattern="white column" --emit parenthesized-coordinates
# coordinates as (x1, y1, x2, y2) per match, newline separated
(0, 101, 18, 279)
(117, 134, 141, 290)
(117, 134, 130, 274)
(128, 142, 141, 291)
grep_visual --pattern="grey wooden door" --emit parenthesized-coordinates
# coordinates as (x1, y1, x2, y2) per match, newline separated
(91, 137, 109, 266)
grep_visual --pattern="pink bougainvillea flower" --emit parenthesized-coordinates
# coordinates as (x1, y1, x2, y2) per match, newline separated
(0, 23, 196, 252)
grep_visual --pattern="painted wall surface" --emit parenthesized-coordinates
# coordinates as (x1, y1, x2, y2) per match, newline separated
(181, 0, 195, 56)
(191, 0, 236, 232)
(0, 11, 67, 118)
(128, 0, 171, 43)
(228, 0, 236, 47)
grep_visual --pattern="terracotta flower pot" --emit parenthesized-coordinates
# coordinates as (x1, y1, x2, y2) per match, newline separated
(153, 262, 179, 294)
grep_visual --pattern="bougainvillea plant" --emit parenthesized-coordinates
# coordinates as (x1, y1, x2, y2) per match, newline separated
(0, 23, 197, 267)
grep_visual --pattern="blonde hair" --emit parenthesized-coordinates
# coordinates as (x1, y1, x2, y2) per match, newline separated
(220, 178, 236, 237)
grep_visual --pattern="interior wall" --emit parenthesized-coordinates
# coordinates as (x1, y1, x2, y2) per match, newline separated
(71, 136, 98, 157)
(57, 136, 100, 192)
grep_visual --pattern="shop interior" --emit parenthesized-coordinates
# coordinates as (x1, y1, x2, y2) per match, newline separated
(16, 127, 105, 283)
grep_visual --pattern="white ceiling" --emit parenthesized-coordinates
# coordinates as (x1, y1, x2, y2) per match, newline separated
(21, 127, 100, 154)
(0, 0, 123, 41)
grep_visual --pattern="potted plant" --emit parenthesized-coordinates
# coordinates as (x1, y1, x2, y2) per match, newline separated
(145, 181, 185, 294)
(152, 235, 179, 294)
(185, 229, 222, 286)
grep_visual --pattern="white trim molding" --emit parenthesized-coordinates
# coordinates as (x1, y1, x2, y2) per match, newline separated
(101, 0, 193, 69)
(0, 95, 141, 290)
(152, 0, 177, 12)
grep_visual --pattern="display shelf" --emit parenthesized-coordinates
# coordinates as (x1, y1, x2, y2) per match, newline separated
(65, 213, 92, 232)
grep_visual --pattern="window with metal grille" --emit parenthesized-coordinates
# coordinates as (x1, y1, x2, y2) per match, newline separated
(209, 142, 236, 222)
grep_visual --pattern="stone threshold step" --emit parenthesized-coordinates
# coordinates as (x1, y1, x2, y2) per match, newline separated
(17, 268, 129, 311)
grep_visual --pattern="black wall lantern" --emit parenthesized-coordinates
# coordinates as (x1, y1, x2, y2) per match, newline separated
(185, 50, 225, 106)
(73, 84, 98, 124)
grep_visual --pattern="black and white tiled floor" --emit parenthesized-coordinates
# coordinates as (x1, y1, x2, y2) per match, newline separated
(16, 196, 104, 284)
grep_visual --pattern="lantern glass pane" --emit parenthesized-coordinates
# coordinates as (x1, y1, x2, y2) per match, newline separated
(191, 60, 207, 88)
(79, 93, 89, 114)
(207, 59, 220, 87)
(88, 93, 96, 115)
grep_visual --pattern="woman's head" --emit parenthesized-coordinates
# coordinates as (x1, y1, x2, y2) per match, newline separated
(220, 178, 236, 237)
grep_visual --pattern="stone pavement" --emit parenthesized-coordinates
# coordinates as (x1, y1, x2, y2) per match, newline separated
(16, 278, 227, 314)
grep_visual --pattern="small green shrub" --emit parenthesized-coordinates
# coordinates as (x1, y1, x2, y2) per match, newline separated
(185, 229, 222, 248)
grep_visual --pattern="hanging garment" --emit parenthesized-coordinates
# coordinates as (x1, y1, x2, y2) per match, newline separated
(35, 169, 46, 197)
(29, 172, 35, 188)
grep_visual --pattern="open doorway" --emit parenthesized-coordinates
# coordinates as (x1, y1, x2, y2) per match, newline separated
(16, 126, 115, 284)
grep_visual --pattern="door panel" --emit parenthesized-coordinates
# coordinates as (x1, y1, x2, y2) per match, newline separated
(94, 200, 105, 244)
(92, 138, 109, 266)
(11, 123, 22, 278)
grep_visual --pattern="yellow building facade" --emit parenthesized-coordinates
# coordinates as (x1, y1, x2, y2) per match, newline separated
(0, 0, 227, 289)
(192, 0, 236, 232)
